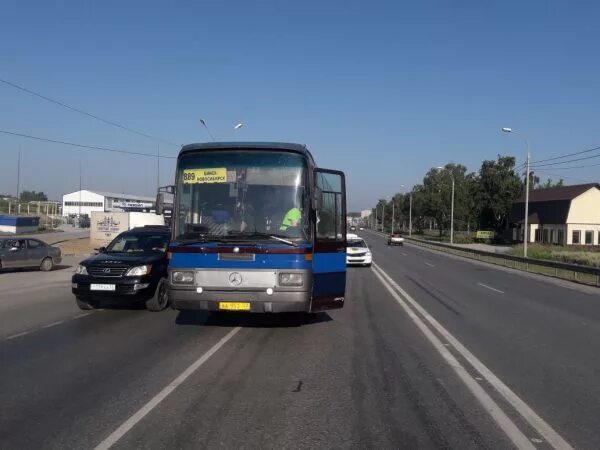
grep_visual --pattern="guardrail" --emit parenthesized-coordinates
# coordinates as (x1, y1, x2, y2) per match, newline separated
(365, 229, 600, 287)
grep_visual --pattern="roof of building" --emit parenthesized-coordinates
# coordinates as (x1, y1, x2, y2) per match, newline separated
(64, 190, 155, 202)
(514, 183, 599, 203)
(510, 183, 600, 225)
(179, 142, 314, 162)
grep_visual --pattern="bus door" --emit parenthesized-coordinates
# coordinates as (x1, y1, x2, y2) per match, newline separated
(311, 169, 347, 311)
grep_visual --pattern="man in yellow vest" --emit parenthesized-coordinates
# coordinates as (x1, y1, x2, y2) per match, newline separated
(279, 206, 302, 232)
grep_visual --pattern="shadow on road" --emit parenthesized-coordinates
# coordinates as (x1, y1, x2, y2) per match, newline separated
(175, 310, 332, 328)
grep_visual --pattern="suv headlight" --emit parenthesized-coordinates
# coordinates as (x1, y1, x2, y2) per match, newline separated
(279, 272, 303, 286)
(366, 251, 372, 257)
(172, 270, 194, 284)
(125, 265, 151, 276)
(75, 264, 88, 275)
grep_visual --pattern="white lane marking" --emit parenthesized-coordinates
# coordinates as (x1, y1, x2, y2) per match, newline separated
(477, 283, 505, 294)
(2, 312, 93, 341)
(94, 327, 242, 450)
(425, 262, 435, 267)
(372, 263, 573, 450)
(401, 252, 408, 256)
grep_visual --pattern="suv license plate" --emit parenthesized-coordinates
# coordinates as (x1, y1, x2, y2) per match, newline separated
(91, 284, 116, 291)
(219, 302, 251, 311)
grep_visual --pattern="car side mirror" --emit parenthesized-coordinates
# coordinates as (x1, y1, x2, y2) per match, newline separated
(95, 246, 106, 253)
(10, 247, 19, 252)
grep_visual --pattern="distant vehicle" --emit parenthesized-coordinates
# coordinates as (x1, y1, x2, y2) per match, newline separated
(0, 238, 62, 271)
(349, 225, 357, 232)
(388, 233, 404, 246)
(359, 227, 364, 231)
(346, 236, 372, 267)
(72, 226, 171, 311)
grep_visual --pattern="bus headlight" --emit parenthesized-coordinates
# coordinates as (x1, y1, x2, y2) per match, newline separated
(172, 271, 194, 284)
(278, 272, 303, 286)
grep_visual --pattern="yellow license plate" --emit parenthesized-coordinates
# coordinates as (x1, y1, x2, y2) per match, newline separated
(219, 301, 251, 311)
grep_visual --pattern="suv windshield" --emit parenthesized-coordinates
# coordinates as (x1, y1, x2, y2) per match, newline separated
(106, 233, 169, 253)
(175, 150, 310, 243)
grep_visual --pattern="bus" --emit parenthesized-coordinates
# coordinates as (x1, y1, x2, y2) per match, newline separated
(158, 142, 347, 314)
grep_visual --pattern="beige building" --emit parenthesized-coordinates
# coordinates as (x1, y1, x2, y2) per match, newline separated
(510, 183, 600, 245)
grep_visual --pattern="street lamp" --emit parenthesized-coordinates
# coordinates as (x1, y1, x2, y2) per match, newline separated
(391, 185, 405, 234)
(436, 166, 455, 245)
(502, 127, 531, 258)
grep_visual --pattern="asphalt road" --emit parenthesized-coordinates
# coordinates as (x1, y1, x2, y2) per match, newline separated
(1, 232, 599, 449)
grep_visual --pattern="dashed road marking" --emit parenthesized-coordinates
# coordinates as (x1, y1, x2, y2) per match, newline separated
(425, 262, 435, 267)
(2, 312, 93, 341)
(477, 282, 505, 294)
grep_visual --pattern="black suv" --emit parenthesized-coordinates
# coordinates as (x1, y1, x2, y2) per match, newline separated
(72, 226, 171, 311)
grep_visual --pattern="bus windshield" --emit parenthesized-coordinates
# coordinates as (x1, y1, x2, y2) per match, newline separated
(175, 150, 310, 243)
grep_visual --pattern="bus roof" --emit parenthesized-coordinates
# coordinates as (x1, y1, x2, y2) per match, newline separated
(179, 142, 315, 163)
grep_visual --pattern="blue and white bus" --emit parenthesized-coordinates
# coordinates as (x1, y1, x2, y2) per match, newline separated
(162, 142, 347, 313)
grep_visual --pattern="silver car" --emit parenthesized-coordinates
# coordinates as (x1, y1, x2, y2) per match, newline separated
(0, 238, 62, 271)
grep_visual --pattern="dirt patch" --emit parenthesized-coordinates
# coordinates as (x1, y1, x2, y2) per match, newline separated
(55, 238, 93, 256)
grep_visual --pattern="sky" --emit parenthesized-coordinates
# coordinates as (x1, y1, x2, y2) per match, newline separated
(1, 0, 599, 211)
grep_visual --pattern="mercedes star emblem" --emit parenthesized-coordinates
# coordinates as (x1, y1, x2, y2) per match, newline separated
(228, 272, 242, 286)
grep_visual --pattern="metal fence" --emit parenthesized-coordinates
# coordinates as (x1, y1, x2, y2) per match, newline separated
(368, 229, 600, 287)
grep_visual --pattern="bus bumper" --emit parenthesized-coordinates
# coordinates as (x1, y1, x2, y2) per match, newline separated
(169, 287, 312, 313)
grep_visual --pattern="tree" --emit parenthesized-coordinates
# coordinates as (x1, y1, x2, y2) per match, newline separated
(19, 190, 48, 202)
(476, 156, 522, 231)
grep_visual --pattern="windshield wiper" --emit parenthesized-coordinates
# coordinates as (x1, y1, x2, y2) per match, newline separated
(227, 231, 299, 247)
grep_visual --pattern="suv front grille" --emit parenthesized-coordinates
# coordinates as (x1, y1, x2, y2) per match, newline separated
(88, 265, 129, 277)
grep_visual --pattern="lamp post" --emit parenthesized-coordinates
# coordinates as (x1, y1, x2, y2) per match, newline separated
(436, 166, 455, 244)
(502, 127, 530, 258)
(409, 192, 412, 237)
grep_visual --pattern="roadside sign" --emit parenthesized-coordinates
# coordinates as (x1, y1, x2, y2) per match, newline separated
(476, 230, 495, 239)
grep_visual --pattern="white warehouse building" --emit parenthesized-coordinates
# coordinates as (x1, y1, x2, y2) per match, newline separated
(62, 190, 155, 217)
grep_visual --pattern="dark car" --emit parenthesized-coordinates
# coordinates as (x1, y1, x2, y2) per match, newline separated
(72, 226, 170, 311)
(0, 237, 62, 271)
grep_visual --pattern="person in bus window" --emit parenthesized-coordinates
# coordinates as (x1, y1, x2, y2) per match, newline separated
(279, 189, 304, 234)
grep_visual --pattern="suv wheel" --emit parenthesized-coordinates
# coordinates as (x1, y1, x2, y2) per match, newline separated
(146, 279, 169, 311)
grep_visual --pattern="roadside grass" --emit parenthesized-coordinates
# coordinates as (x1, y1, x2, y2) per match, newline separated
(508, 244, 600, 268)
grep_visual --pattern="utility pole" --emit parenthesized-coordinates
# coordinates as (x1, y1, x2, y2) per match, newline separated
(409, 193, 412, 237)
(157, 144, 160, 191)
(375, 207, 378, 231)
(392, 198, 395, 234)
(450, 175, 455, 245)
(524, 151, 530, 257)
(79, 160, 82, 220)
(16, 148, 21, 203)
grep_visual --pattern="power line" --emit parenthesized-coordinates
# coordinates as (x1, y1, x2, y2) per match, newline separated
(0, 130, 176, 159)
(530, 144, 600, 164)
(530, 152, 600, 168)
(532, 161, 600, 171)
(0, 77, 181, 148)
